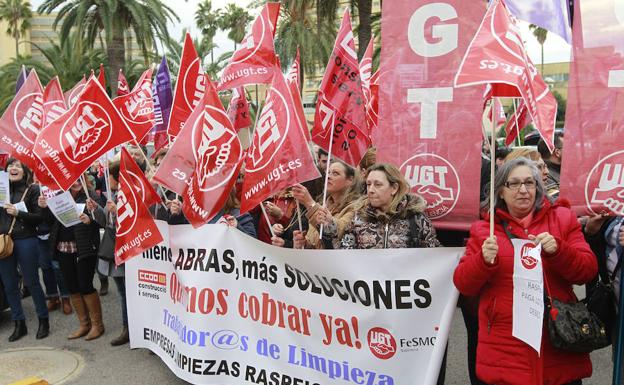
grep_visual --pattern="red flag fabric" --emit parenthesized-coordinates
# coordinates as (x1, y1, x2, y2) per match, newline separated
(454, 0, 557, 152)
(240, 70, 320, 213)
(285, 48, 310, 141)
(153, 76, 243, 227)
(217, 2, 280, 90)
(286, 47, 300, 89)
(366, 70, 379, 137)
(313, 10, 368, 154)
(33, 77, 135, 190)
(97, 64, 106, 89)
(226, 87, 252, 131)
(360, 37, 374, 103)
(374, 1, 484, 230)
(0, 70, 59, 188)
(64, 77, 86, 108)
(504, 100, 530, 146)
(117, 69, 129, 96)
(312, 93, 370, 168)
(115, 163, 163, 265)
(113, 69, 155, 141)
(168, 33, 205, 141)
(43, 76, 67, 126)
(560, 0, 624, 216)
(120, 147, 161, 207)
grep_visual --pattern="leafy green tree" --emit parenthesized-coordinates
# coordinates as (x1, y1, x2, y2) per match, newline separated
(219, 3, 251, 50)
(552, 90, 566, 127)
(37, 0, 178, 96)
(0, 55, 51, 113)
(195, 0, 222, 64)
(0, 0, 32, 57)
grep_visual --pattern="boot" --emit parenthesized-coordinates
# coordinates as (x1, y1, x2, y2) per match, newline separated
(61, 297, 73, 315)
(8, 320, 27, 342)
(36, 317, 49, 339)
(99, 276, 109, 296)
(84, 292, 104, 340)
(110, 326, 129, 346)
(47, 296, 60, 311)
(68, 294, 91, 340)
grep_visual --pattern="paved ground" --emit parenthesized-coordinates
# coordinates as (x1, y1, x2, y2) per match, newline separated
(0, 280, 613, 385)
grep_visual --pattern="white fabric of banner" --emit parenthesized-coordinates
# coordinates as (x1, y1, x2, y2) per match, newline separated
(126, 221, 462, 385)
(511, 239, 544, 354)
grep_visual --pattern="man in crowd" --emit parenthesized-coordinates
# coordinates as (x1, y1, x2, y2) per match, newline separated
(538, 131, 564, 196)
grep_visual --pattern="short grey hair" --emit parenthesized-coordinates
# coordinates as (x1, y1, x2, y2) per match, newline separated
(481, 157, 547, 213)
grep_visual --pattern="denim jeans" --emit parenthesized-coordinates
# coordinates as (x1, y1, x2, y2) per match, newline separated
(38, 238, 69, 298)
(0, 237, 49, 320)
(113, 276, 127, 327)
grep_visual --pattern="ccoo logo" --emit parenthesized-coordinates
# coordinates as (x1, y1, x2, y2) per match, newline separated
(367, 327, 397, 360)
(247, 87, 289, 172)
(191, 107, 241, 192)
(60, 102, 113, 165)
(400, 153, 460, 219)
(585, 150, 624, 216)
(14, 92, 44, 145)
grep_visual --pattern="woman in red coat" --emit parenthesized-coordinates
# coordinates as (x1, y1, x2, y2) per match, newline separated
(453, 157, 597, 385)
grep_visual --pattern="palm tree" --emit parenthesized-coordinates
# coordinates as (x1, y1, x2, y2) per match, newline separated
(37, 0, 179, 96)
(165, 31, 232, 81)
(195, 0, 221, 64)
(528, 24, 548, 74)
(0, 55, 52, 113)
(219, 3, 251, 50)
(274, 0, 336, 90)
(0, 0, 32, 57)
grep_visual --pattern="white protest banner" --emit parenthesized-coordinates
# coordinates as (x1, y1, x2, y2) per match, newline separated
(512, 240, 543, 353)
(46, 191, 81, 227)
(0, 171, 9, 205)
(126, 222, 461, 385)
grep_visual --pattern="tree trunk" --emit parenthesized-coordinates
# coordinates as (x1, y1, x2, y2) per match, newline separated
(357, 0, 373, 60)
(108, 20, 126, 98)
(15, 34, 19, 58)
(541, 43, 544, 75)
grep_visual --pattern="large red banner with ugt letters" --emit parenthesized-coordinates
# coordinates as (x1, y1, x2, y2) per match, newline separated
(374, 1, 485, 230)
(560, 0, 624, 216)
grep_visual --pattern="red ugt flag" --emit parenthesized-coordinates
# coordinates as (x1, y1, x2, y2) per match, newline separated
(113, 68, 155, 141)
(504, 100, 530, 146)
(226, 87, 252, 131)
(285, 48, 310, 141)
(240, 70, 320, 213)
(33, 76, 135, 190)
(120, 147, 161, 207)
(312, 9, 369, 163)
(97, 64, 106, 89)
(168, 33, 205, 141)
(217, 2, 280, 90)
(43, 76, 67, 126)
(64, 77, 86, 108)
(454, 0, 557, 151)
(0, 70, 59, 189)
(115, 162, 163, 266)
(117, 69, 129, 96)
(360, 37, 374, 104)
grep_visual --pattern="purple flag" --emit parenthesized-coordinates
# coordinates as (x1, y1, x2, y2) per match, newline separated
(15, 65, 28, 94)
(504, 0, 572, 44)
(152, 56, 173, 153)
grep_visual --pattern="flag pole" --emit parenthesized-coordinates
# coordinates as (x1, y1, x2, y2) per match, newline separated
(79, 174, 95, 219)
(512, 98, 521, 147)
(260, 203, 276, 238)
(489, 98, 497, 237)
(296, 203, 304, 249)
(319, 114, 336, 240)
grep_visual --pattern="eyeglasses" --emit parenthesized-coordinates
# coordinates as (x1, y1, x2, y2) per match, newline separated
(504, 179, 537, 191)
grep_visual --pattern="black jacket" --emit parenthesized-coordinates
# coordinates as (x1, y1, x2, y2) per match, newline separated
(0, 181, 42, 239)
(44, 190, 101, 260)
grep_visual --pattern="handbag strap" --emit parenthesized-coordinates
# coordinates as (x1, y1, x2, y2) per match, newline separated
(7, 186, 30, 235)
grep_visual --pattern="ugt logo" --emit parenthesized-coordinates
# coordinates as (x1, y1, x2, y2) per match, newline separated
(15, 93, 44, 144)
(367, 327, 397, 360)
(520, 243, 538, 270)
(585, 150, 624, 215)
(248, 88, 289, 172)
(400, 153, 460, 219)
(61, 103, 112, 164)
(183, 59, 205, 111)
(123, 82, 154, 123)
(192, 107, 240, 192)
(116, 175, 137, 237)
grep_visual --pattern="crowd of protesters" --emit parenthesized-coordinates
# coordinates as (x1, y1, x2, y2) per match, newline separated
(0, 132, 623, 385)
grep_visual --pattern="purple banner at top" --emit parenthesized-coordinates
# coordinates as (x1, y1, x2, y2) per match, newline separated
(505, 0, 572, 43)
(152, 56, 173, 136)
